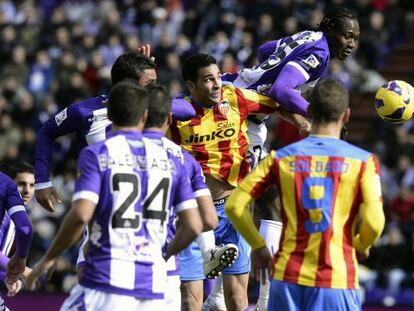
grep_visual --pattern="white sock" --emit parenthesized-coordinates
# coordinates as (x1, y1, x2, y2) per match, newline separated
(196, 230, 216, 258)
(206, 276, 226, 310)
(257, 220, 282, 310)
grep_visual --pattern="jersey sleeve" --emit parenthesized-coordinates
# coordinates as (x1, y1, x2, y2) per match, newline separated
(72, 147, 101, 204)
(171, 95, 196, 121)
(290, 49, 327, 82)
(235, 87, 278, 115)
(354, 155, 385, 253)
(268, 64, 309, 116)
(171, 157, 197, 214)
(5, 181, 25, 216)
(182, 149, 210, 198)
(5, 180, 32, 258)
(238, 151, 278, 198)
(35, 104, 83, 188)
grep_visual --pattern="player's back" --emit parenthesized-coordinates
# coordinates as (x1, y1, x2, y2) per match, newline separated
(77, 131, 194, 299)
(223, 31, 330, 95)
(273, 135, 380, 289)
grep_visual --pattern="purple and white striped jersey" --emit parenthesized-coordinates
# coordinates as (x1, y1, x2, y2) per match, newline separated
(223, 31, 330, 95)
(35, 95, 111, 188)
(143, 130, 210, 276)
(74, 130, 196, 299)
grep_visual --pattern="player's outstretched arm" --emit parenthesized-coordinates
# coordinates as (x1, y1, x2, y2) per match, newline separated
(35, 105, 82, 211)
(26, 198, 96, 290)
(268, 64, 309, 116)
(276, 107, 312, 136)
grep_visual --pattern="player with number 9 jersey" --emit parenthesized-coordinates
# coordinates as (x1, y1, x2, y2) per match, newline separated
(73, 131, 197, 300)
(238, 139, 383, 289)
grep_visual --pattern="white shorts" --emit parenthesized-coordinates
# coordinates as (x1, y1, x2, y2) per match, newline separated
(246, 119, 268, 168)
(60, 284, 165, 311)
(165, 275, 181, 311)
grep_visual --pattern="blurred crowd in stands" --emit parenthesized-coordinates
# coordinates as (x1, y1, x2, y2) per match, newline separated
(1, 0, 414, 306)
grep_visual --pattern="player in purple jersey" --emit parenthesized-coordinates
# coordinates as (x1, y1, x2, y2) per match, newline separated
(34, 52, 157, 212)
(27, 82, 202, 310)
(0, 162, 36, 297)
(0, 172, 33, 295)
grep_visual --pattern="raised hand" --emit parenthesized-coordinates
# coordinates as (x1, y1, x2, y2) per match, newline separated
(137, 44, 155, 62)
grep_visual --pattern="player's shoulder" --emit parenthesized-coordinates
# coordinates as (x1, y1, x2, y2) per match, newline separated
(72, 94, 107, 109)
(276, 136, 373, 161)
(0, 171, 17, 195)
(54, 95, 108, 125)
(0, 171, 14, 187)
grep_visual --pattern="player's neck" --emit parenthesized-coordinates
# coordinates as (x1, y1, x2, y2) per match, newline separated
(145, 126, 166, 134)
(310, 123, 342, 138)
(112, 125, 143, 132)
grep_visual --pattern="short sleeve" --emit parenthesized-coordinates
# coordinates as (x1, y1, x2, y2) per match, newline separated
(5, 182, 25, 216)
(183, 150, 210, 198)
(239, 151, 278, 198)
(172, 158, 197, 213)
(73, 147, 102, 204)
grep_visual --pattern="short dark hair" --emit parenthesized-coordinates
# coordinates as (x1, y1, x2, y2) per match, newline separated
(309, 79, 349, 123)
(145, 83, 171, 128)
(182, 53, 217, 82)
(111, 52, 155, 86)
(319, 7, 358, 32)
(8, 161, 34, 179)
(108, 81, 149, 126)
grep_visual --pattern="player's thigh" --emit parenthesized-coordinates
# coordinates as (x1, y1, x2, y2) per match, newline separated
(222, 273, 249, 298)
(165, 275, 181, 311)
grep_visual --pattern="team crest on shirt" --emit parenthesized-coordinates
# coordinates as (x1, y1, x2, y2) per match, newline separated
(55, 108, 68, 126)
(218, 100, 230, 119)
(301, 54, 320, 69)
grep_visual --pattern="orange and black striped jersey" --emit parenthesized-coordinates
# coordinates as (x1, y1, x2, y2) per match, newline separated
(237, 135, 384, 289)
(169, 84, 277, 187)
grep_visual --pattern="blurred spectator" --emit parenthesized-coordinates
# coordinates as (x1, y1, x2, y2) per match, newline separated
(371, 225, 410, 299)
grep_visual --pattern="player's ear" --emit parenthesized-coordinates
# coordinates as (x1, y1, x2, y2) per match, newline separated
(342, 108, 350, 124)
(139, 108, 148, 127)
(166, 112, 172, 126)
(185, 80, 196, 93)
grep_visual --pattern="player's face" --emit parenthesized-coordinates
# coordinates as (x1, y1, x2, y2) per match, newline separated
(330, 19, 360, 60)
(138, 68, 157, 86)
(14, 172, 35, 206)
(190, 64, 222, 106)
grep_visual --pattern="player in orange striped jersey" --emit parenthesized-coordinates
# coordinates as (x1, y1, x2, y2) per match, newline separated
(226, 79, 385, 310)
(169, 53, 308, 311)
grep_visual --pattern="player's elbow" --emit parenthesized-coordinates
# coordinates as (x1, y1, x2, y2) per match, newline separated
(16, 222, 33, 240)
(182, 211, 203, 239)
(186, 220, 203, 239)
(197, 196, 218, 231)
